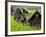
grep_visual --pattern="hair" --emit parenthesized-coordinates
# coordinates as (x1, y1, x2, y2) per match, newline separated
(22, 8, 28, 14)
(16, 8, 22, 14)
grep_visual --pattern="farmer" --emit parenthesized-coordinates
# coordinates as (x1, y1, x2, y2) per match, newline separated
(14, 8, 22, 22)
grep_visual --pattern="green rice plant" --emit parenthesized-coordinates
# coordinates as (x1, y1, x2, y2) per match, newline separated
(11, 16, 41, 32)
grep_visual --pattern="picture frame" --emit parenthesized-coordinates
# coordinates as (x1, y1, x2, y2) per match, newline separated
(5, 1, 45, 36)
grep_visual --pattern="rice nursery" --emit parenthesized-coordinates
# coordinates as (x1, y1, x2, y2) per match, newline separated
(11, 6, 41, 32)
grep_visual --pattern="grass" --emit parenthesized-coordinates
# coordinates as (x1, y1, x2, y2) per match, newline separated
(11, 16, 41, 32)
